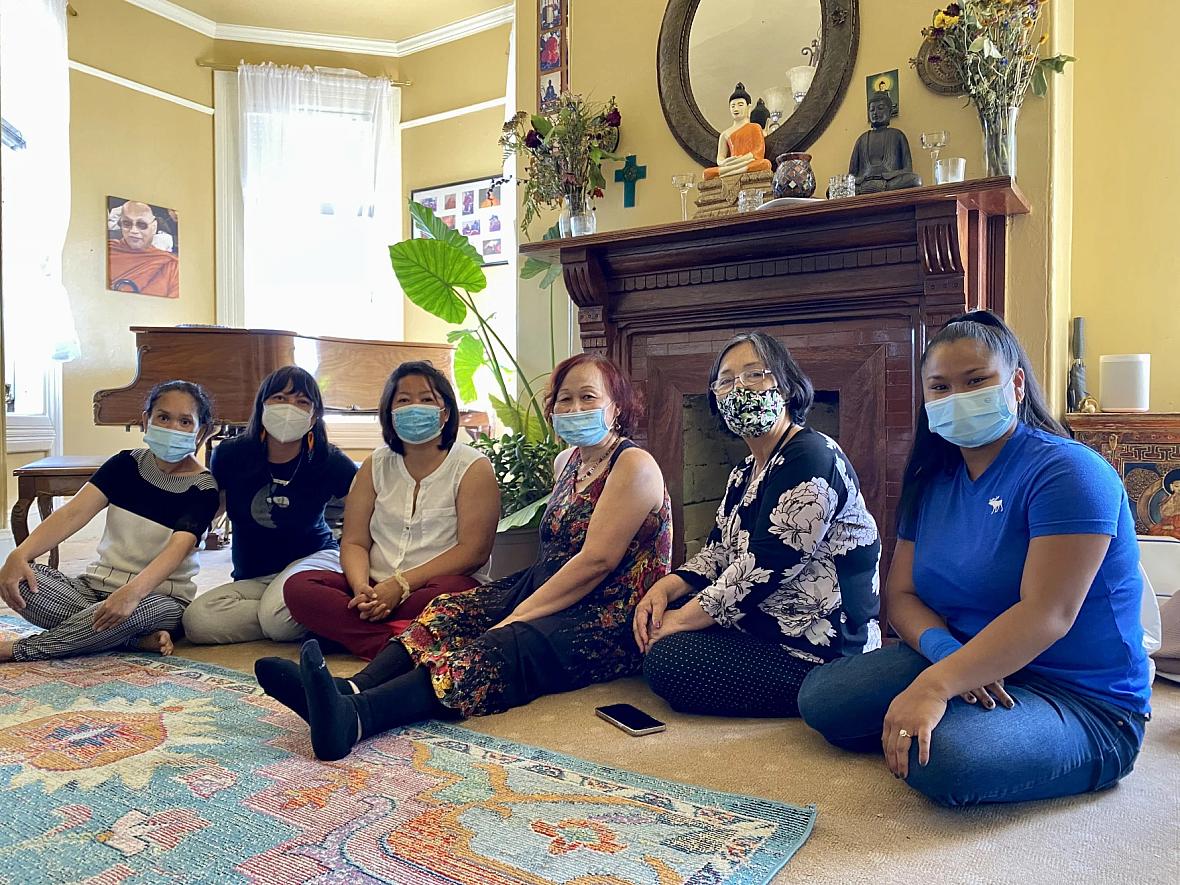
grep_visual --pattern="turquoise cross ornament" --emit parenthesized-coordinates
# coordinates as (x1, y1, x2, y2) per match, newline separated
(614, 154, 647, 208)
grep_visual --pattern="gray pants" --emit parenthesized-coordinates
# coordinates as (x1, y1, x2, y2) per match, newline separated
(181, 548, 340, 644)
(12, 563, 185, 661)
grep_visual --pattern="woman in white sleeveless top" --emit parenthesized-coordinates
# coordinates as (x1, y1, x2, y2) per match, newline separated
(280, 363, 500, 659)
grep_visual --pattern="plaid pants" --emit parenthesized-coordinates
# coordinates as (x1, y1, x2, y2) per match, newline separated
(11, 562, 186, 661)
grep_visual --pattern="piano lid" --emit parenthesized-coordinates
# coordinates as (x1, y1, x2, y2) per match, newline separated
(94, 326, 455, 427)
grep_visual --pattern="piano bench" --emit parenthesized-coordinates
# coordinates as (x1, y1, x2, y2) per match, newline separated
(10, 456, 106, 570)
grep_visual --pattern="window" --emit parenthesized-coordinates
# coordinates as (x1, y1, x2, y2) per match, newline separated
(216, 65, 403, 340)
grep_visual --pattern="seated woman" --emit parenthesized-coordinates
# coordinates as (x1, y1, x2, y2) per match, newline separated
(799, 310, 1151, 806)
(280, 362, 499, 660)
(0, 381, 220, 661)
(635, 332, 881, 717)
(256, 354, 671, 760)
(182, 367, 357, 644)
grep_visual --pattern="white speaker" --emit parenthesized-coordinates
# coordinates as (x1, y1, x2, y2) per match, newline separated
(1099, 353, 1151, 412)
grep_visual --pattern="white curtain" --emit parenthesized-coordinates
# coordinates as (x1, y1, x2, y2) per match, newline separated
(0, 0, 80, 362)
(237, 63, 401, 339)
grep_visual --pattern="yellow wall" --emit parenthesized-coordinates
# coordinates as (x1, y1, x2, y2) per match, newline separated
(1073, 5, 1179, 412)
(64, 2, 216, 458)
(513, 0, 1072, 406)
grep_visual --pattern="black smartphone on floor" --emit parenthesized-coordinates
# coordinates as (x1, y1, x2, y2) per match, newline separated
(595, 703, 666, 736)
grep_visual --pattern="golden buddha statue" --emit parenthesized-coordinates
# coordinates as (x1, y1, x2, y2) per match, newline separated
(704, 83, 774, 181)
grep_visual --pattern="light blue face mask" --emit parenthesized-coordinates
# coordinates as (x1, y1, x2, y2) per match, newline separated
(552, 408, 611, 447)
(925, 376, 1017, 449)
(144, 423, 198, 463)
(392, 404, 443, 444)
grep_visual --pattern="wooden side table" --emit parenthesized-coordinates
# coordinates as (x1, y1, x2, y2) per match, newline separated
(1066, 413, 1180, 540)
(10, 455, 106, 568)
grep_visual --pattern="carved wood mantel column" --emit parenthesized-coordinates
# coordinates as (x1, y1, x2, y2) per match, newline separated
(522, 177, 1030, 570)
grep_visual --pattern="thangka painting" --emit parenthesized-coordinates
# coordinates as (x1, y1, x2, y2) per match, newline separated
(538, 0, 568, 110)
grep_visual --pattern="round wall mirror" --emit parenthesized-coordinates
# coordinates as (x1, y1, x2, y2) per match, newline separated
(659, 0, 859, 168)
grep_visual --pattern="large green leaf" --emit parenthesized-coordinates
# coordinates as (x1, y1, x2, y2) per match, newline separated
(408, 201, 483, 265)
(498, 493, 551, 531)
(452, 332, 486, 403)
(490, 395, 524, 436)
(389, 238, 485, 324)
(541, 222, 562, 241)
(520, 256, 550, 280)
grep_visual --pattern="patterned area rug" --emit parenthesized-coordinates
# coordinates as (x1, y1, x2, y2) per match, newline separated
(0, 620, 815, 884)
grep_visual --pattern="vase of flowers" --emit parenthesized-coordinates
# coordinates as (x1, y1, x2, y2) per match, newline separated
(501, 93, 621, 237)
(921, 1, 1074, 180)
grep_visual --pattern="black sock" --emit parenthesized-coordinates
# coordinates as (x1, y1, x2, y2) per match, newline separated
(353, 666, 458, 738)
(350, 640, 415, 692)
(255, 656, 353, 722)
(300, 640, 360, 761)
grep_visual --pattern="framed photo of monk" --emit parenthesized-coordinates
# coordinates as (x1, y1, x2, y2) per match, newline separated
(106, 196, 180, 299)
(411, 175, 513, 268)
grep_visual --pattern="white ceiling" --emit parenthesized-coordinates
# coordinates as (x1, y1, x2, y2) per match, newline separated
(157, 0, 510, 43)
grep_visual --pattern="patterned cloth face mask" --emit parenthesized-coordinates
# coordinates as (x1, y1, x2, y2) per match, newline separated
(717, 386, 787, 438)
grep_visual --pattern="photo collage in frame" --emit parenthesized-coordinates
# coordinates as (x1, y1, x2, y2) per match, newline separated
(411, 175, 511, 267)
(538, 0, 568, 111)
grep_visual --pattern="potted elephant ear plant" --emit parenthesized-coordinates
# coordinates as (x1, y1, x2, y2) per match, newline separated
(389, 202, 564, 577)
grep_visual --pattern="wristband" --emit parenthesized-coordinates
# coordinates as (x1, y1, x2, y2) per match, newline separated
(918, 627, 963, 664)
(391, 571, 412, 605)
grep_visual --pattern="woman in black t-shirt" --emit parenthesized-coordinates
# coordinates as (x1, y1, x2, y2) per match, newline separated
(0, 381, 220, 661)
(633, 332, 882, 717)
(182, 367, 357, 645)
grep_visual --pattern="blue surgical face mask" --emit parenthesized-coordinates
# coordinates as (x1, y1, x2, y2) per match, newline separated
(552, 408, 611, 447)
(392, 404, 443, 445)
(144, 422, 198, 463)
(925, 376, 1017, 449)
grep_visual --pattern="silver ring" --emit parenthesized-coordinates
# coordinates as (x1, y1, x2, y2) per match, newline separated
(898, 729, 910, 738)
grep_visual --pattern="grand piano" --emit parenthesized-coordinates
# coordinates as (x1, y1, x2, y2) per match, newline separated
(94, 326, 457, 428)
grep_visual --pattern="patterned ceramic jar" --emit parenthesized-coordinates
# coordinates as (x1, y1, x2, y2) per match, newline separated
(772, 152, 817, 199)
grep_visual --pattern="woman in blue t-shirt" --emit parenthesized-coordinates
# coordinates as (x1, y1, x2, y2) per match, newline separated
(799, 310, 1150, 806)
(182, 367, 357, 645)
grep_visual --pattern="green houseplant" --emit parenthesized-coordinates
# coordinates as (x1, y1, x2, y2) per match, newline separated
(389, 201, 564, 532)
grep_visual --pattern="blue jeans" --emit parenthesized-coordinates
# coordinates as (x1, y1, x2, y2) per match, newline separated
(798, 643, 1146, 806)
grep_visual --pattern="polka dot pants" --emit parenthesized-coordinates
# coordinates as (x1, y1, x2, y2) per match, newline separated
(643, 626, 819, 717)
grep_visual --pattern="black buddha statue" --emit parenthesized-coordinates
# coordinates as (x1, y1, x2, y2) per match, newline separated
(848, 91, 922, 193)
(750, 98, 771, 131)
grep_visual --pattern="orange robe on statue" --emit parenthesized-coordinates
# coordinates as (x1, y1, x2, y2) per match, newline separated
(108, 238, 180, 299)
(704, 122, 774, 180)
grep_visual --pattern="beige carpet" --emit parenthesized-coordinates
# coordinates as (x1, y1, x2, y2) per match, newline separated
(7, 513, 1179, 884)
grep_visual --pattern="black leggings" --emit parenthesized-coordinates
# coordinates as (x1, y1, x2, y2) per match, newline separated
(642, 627, 819, 717)
(350, 641, 460, 737)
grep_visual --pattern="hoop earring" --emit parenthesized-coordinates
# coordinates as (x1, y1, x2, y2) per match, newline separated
(260, 429, 267, 443)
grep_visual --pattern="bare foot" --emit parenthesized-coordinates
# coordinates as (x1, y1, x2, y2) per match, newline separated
(0, 640, 14, 662)
(137, 631, 174, 656)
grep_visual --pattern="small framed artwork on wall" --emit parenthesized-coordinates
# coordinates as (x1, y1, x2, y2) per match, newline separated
(411, 175, 512, 268)
(538, 0, 569, 110)
(106, 196, 181, 299)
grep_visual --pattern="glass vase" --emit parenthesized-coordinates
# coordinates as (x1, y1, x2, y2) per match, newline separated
(978, 105, 1020, 180)
(559, 195, 596, 237)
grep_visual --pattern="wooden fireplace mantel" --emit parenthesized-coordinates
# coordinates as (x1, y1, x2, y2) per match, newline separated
(522, 177, 1031, 573)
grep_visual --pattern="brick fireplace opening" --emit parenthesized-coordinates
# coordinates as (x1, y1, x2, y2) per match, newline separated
(682, 391, 839, 559)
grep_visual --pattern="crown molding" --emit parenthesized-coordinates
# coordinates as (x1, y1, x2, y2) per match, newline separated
(122, 1, 513, 59)
(395, 5, 513, 56)
(214, 23, 402, 57)
(123, 0, 216, 38)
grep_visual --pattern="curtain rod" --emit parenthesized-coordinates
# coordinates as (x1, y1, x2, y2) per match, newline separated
(196, 59, 411, 88)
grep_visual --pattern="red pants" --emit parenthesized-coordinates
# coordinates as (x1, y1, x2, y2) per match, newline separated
(283, 570, 478, 660)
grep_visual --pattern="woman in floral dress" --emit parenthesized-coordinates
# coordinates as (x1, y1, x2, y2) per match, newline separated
(634, 332, 881, 717)
(257, 354, 671, 760)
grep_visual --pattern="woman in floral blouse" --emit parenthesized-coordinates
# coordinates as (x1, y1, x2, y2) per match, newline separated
(634, 331, 882, 717)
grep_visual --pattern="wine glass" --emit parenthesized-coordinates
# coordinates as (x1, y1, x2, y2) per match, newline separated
(920, 130, 949, 182)
(672, 173, 696, 221)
